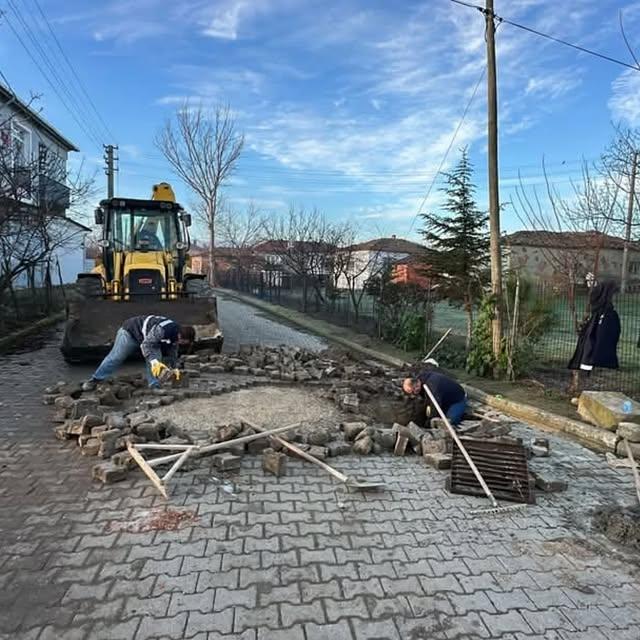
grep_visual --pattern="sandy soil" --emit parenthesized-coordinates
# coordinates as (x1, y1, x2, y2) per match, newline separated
(149, 385, 346, 433)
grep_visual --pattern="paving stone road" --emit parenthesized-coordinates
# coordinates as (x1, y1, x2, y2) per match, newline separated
(1, 295, 639, 639)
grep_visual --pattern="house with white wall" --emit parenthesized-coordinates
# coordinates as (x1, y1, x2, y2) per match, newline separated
(0, 83, 89, 288)
(335, 236, 426, 290)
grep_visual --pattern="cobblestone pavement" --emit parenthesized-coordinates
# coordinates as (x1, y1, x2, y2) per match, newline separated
(1, 299, 640, 639)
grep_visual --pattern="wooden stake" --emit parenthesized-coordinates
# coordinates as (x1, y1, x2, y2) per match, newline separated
(127, 441, 169, 499)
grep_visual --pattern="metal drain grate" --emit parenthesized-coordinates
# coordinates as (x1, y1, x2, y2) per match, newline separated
(446, 437, 535, 504)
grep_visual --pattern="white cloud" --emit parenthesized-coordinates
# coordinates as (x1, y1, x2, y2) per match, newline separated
(609, 69, 640, 127)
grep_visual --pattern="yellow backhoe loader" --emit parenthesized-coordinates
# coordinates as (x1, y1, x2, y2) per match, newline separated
(61, 183, 223, 362)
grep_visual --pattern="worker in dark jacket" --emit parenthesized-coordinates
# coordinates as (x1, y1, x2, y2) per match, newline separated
(568, 280, 621, 372)
(82, 315, 195, 391)
(403, 360, 468, 425)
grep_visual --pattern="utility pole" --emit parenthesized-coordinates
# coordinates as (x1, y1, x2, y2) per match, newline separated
(485, 0, 503, 361)
(621, 150, 637, 294)
(104, 144, 117, 198)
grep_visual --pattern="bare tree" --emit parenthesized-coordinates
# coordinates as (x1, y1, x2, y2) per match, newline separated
(333, 228, 386, 325)
(155, 103, 244, 285)
(262, 206, 344, 312)
(600, 126, 640, 291)
(217, 201, 268, 249)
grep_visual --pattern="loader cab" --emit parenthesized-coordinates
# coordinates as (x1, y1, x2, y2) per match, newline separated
(95, 197, 192, 299)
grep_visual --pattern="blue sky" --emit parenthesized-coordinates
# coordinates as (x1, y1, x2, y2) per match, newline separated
(3, 0, 640, 242)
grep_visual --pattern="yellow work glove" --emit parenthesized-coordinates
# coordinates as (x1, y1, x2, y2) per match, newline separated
(150, 359, 169, 379)
(173, 369, 181, 381)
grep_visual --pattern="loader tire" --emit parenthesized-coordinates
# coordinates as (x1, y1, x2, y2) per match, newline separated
(76, 277, 103, 298)
(185, 278, 212, 298)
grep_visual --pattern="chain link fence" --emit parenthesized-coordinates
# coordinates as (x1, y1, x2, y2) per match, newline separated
(219, 268, 640, 397)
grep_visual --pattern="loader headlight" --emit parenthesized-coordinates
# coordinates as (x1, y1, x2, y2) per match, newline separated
(98, 239, 110, 248)
(176, 241, 187, 250)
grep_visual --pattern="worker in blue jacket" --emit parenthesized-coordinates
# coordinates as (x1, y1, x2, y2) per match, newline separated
(403, 359, 467, 426)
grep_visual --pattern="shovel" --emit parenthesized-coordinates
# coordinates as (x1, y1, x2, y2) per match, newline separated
(245, 420, 385, 491)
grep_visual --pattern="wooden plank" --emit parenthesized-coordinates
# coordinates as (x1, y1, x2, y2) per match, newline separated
(127, 442, 168, 499)
(134, 443, 194, 451)
(162, 448, 193, 483)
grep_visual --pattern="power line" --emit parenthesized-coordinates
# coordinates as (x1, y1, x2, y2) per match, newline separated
(408, 66, 486, 233)
(3, 1, 104, 149)
(29, 0, 116, 142)
(450, 0, 640, 72)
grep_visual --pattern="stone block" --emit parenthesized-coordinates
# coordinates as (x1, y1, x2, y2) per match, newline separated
(70, 398, 100, 420)
(52, 408, 68, 423)
(352, 436, 373, 455)
(136, 423, 160, 442)
(578, 391, 640, 430)
(262, 448, 287, 476)
(106, 413, 128, 430)
(393, 434, 408, 456)
(342, 421, 367, 441)
(53, 425, 71, 440)
(54, 395, 74, 410)
(308, 445, 328, 460)
(326, 441, 351, 457)
(533, 474, 567, 493)
(247, 438, 270, 454)
(111, 451, 134, 469)
(423, 453, 452, 470)
(97, 428, 123, 442)
(421, 436, 447, 455)
(92, 462, 127, 484)
(98, 389, 120, 406)
(81, 438, 101, 456)
(127, 412, 150, 428)
(617, 422, 640, 443)
(530, 437, 550, 457)
(217, 424, 242, 442)
(212, 452, 242, 471)
(406, 421, 425, 447)
(341, 394, 360, 412)
(306, 428, 331, 446)
(374, 429, 396, 451)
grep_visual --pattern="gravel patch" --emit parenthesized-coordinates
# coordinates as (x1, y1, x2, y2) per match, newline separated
(149, 385, 347, 433)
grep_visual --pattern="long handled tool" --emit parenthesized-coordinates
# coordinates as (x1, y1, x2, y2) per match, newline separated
(423, 383, 525, 515)
(422, 328, 452, 362)
(128, 423, 300, 498)
(623, 439, 640, 506)
(244, 419, 385, 491)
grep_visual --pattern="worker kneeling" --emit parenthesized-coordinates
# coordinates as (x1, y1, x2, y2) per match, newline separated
(402, 359, 467, 426)
(82, 315, 195, 391)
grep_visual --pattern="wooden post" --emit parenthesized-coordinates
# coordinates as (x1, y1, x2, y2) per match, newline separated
(486, 0, 503, 362)
(621, 151, 637, 294)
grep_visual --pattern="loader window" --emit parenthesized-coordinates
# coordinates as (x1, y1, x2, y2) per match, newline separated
(111, 209, 179, 251)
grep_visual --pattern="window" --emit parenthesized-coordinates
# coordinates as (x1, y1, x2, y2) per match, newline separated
(629, 261, 640, 275)
(11, 121, 31, 165)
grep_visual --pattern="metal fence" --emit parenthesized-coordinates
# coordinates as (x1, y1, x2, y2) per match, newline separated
(219, 268, 640, 398)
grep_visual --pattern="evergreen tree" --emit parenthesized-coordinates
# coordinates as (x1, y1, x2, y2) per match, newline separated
(420, 148, 489, 347)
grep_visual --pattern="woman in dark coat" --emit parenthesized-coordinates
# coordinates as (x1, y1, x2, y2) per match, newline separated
(568, 280, 621, 372)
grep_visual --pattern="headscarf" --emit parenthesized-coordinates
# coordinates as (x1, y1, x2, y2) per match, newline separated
(589, 280, 618, 315)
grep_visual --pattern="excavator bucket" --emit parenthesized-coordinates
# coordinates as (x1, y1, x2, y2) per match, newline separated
(60, 296, 223, 363)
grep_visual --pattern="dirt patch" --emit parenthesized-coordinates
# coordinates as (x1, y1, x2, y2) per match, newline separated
(592, 506, 640, 551)
(150, 385, 348, 433)
(106, 507, 199, 533)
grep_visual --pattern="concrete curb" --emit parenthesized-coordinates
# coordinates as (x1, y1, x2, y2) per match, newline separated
(0, 312, 65, 353)
(218, 288, 617, 453)
(464, 383, 618, 453)
(216, 288, 409, 369)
